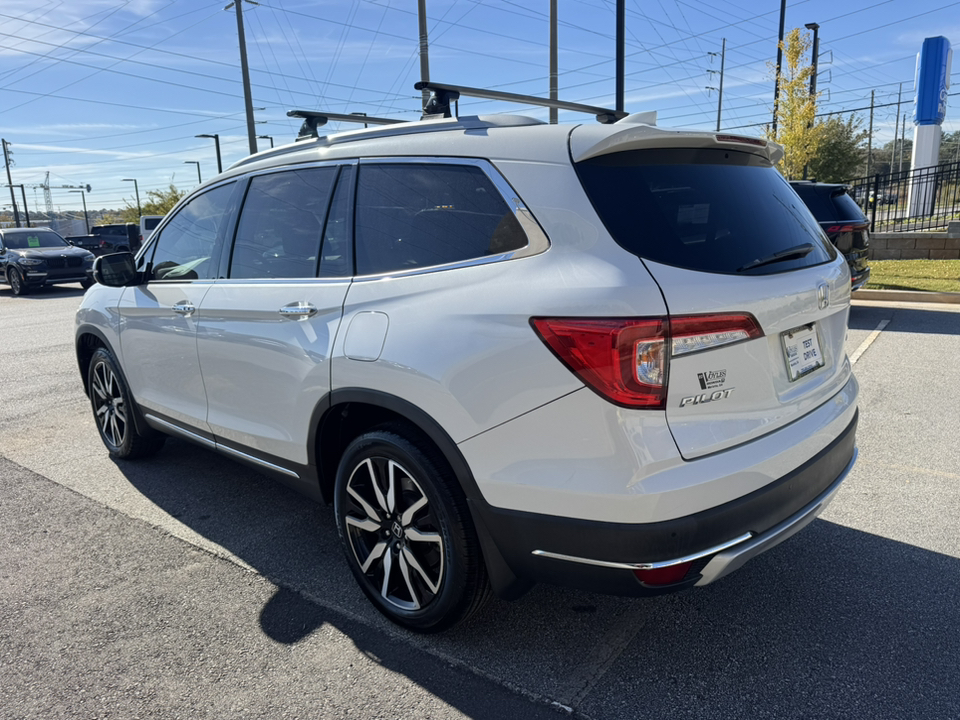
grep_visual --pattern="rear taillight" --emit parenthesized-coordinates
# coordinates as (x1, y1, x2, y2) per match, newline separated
(826, 224, 857, 233)
(531, 314, 762, 410)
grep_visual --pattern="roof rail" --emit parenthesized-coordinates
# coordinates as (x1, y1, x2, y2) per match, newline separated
(287, 110, 405, 140)
(414, 81, 627, 124)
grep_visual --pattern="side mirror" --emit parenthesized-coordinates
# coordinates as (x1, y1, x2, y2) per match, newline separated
(93, 252, 138, 287)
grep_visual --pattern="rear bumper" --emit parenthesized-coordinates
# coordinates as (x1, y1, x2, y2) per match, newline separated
(469, 408, 858, 598)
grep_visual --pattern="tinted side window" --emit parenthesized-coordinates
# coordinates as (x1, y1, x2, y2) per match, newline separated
(149, 183, 235, 281)
(230, 167, 337, 279)
(355, 163, 527, 275)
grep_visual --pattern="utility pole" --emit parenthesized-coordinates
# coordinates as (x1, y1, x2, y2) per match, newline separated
(549, 0, 558, 124)
(802, 23, 819, 180)
(805, 23, 820, 97)
(2, 139, 21, 227)
(867, 90, 874, 177)
(615, 0, 625, 114)
(418, 0, 430, 108)
(227, 0, 259, 155)
(772, 0, 787, 134)
(707, 39, 726, 132)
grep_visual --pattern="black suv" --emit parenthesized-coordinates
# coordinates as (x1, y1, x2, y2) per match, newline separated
(790, 181, 870, 290)
(1, 227, 94, 294)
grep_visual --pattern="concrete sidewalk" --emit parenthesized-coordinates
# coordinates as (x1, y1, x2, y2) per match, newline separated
(853, 288, 960, 304)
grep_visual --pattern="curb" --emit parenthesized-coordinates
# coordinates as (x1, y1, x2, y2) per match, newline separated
(853, 289, 960, 304)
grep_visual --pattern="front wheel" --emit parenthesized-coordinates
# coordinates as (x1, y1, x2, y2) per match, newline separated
(333, 427, 490, 632)
(8, 268, 29, 296)
(88, 347, 165, 459)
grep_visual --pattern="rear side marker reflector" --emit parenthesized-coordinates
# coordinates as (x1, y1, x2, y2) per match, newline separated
(531, 313, 762, 410)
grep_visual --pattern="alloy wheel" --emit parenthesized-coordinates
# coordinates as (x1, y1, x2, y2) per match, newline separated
(91, 360, 128, 449)
(342, 456, 444, 611)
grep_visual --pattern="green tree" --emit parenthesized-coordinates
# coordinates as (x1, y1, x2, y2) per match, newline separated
(767, 27, 824, 179)
(117, 184, 186, 223)
(808, 114, 870, 182)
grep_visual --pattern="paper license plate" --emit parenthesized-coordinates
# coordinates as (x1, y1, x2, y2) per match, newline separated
(781, 323, 825, 381)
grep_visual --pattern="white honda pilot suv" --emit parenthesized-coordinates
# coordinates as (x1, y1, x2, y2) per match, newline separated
(76, 112, 858, 632)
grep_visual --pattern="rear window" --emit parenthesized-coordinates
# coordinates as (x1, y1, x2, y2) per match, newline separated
(576, 149, 836, 276)
(143, 217, 162, 231)
(791, 184, 866, 224)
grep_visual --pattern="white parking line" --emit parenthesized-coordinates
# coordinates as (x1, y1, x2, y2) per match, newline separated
(850, 319, 889, 365)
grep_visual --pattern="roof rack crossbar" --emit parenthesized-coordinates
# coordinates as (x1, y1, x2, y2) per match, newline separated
(414, 81, 627, 124)
(287, 109, 405, 140)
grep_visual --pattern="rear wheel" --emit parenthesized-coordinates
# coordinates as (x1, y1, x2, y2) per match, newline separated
(88, 347, 165, 459)
(333, 426, 490, 632)
(9, 268, 28, 296)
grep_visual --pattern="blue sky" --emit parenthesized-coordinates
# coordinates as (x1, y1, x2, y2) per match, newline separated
(1, 0, 958, 216)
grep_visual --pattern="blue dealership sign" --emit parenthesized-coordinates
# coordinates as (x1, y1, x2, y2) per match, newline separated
(914, 36, 952, 126)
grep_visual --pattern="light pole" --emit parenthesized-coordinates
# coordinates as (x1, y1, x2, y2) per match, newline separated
(184, 161, 201, 184)
(196, 133, 222, 173)
(257, 134, 274, 149)
(123, 178, 141, 217)
(69, 189, 89, 234)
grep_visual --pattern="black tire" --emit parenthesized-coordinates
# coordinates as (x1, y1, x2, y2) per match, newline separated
(80, 277, 94, 290)
(9, 268, 29, 296)
(333, 426, 491, 633)
(88, 347, 165, 459)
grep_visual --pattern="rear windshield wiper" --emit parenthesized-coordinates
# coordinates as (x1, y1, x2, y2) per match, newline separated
(737, 243, 814, 272)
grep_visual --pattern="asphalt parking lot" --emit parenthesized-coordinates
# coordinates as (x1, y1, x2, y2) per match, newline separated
(2, 285, 959, 719)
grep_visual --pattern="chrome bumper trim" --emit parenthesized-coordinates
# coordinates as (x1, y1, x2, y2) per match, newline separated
(531, 447, 858, 578)
(532, 532, 755, 571)
(695, 447, 858, 586)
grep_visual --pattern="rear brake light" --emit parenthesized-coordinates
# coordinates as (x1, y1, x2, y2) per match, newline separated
(531, 314, 762, 409)
(531, 317, 667, 408)
(715, 134, 767, 147)
(826, 224, 857, 233)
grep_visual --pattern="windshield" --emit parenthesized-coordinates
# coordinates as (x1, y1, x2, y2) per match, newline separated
(4, 230, 69, 250)
(575, 148, 836, 276)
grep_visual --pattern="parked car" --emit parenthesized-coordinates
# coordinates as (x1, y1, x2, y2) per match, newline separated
(66, 223, 141, 256)
(1, 227, 95, 295)
(790, 181, 871, 290)
(139, 215, 164, 247)
(76, 112, 859, 632)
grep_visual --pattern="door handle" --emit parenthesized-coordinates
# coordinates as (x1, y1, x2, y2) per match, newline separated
(172, 302, 196, 315)
(279, 302, 318, 319)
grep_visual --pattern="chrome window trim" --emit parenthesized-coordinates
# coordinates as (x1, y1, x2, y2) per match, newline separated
(352, 156, 549, 279)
